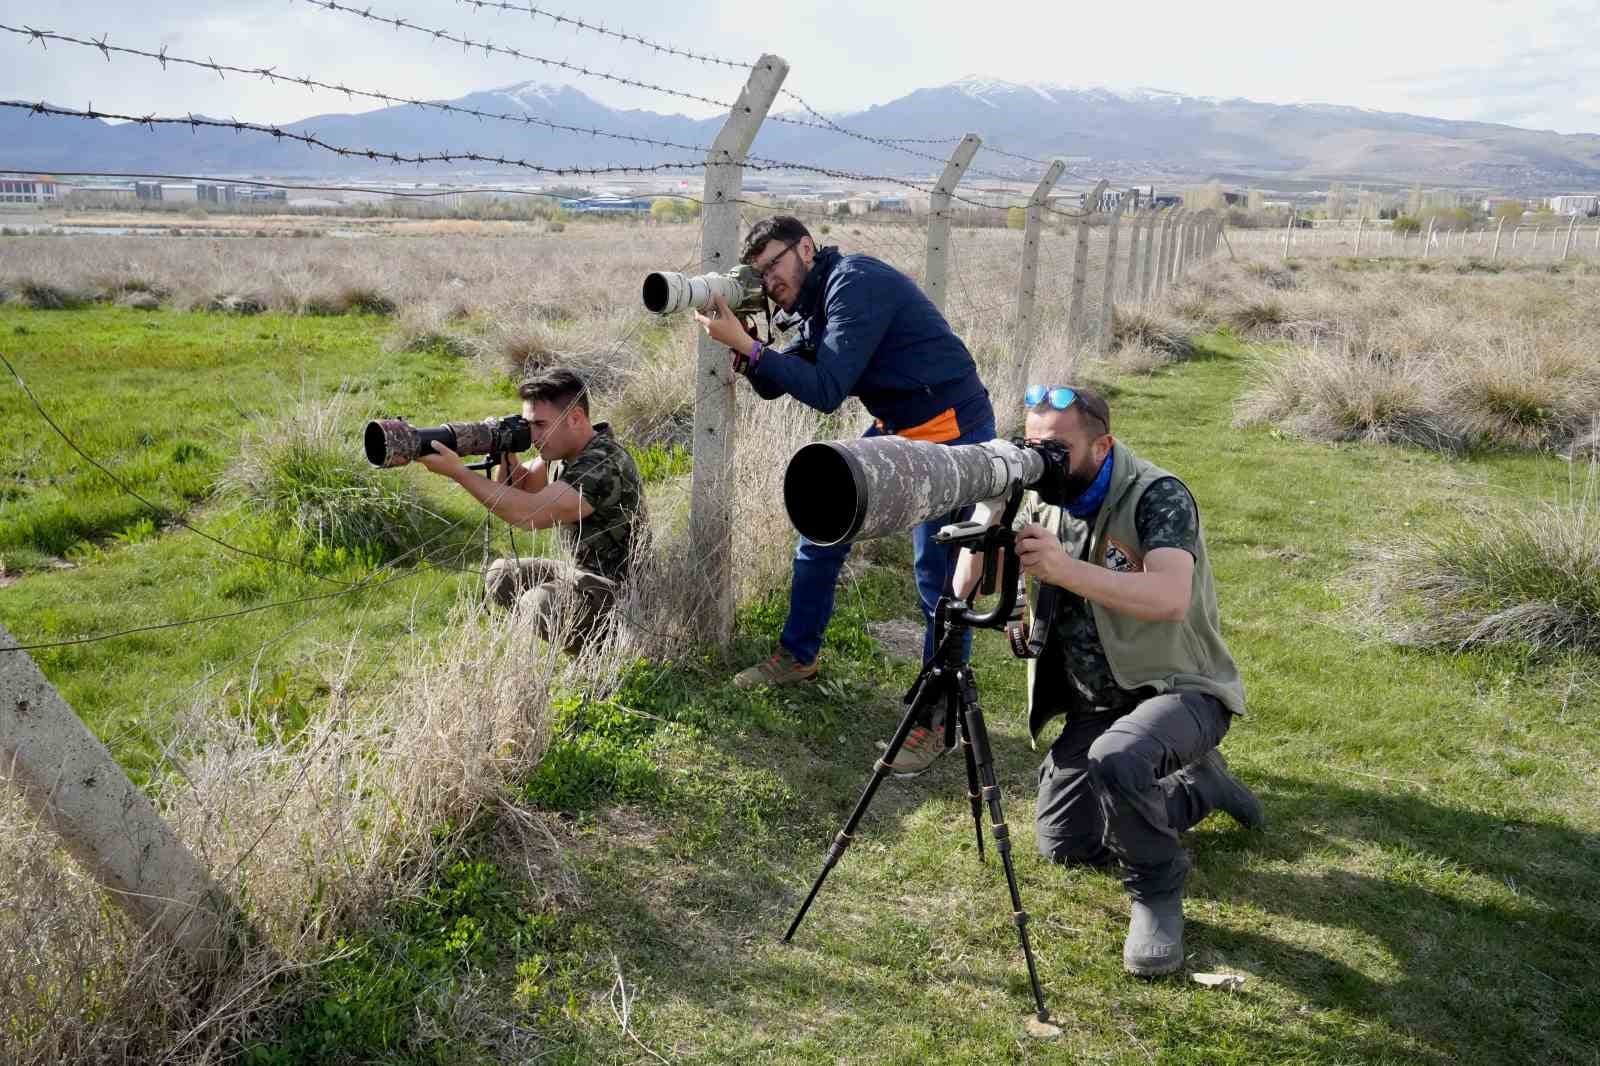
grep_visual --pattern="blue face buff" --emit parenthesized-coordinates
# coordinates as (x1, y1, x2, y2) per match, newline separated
(1064, 450, 1114, 518)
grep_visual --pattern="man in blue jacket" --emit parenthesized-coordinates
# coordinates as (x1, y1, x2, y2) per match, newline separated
(696, 215, 995, 769)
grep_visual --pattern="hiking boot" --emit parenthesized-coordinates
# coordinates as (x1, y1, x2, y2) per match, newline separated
(733, 648, 818, 690)
(1180, 749, 1266, 830)
(1123, 887, 1186, 977)
(880, 714, 951, 778)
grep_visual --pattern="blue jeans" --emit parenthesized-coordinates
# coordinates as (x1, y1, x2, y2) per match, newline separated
(779, 415, 998, 666)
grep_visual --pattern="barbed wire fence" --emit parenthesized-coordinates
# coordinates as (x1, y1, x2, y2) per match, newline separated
(0, 8, 1225, 1035)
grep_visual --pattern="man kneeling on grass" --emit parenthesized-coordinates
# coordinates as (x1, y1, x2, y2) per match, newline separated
(418, 368, 645, 654)
(952, 384, 1264, 977)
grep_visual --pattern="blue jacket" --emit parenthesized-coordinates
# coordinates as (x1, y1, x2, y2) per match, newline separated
(744, 247, 991, 438)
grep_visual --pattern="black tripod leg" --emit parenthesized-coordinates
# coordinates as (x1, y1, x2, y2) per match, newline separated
(783, 662, 947, 944)
(958, 668, 1050, 1023)
(960, 705, 984, 862)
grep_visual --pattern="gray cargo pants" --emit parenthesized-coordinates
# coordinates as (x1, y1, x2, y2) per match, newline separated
(1035, 691, 1232, 899)
(484, 557, 616, 656)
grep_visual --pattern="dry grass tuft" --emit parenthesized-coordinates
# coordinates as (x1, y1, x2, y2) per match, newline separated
(1361, 467, 1600, 653)
(1112, 306, 1197, 362)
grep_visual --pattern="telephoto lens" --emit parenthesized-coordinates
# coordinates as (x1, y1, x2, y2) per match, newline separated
(363, 415, 531, 468)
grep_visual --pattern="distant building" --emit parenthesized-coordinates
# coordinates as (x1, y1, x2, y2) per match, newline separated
(567, 196, 650, 214)
(135, 181, 164, 202)
(160, 184, 199, 203)
(0, 175, 62, 204)
(1548, 194, 1599, 216)
(66, 184, 137, 206)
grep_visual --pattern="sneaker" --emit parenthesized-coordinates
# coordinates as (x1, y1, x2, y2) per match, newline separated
(1180, 749, 1266, 830)
(732, 647, 818, 690)
(882, 716, 951, 778)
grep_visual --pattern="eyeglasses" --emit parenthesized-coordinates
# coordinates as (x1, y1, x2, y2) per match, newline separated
(1024, 385, 1078, 411)
(753, 240, 801, 285)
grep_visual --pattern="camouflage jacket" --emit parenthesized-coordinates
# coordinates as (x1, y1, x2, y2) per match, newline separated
(548, 423, 646, 582)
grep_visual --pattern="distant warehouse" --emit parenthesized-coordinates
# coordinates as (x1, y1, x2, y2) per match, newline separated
(0, 174, 62, 204)
(567, 196, 650, 215)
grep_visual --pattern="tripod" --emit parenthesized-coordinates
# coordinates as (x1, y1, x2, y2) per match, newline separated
(782, 499, 1051, 1024)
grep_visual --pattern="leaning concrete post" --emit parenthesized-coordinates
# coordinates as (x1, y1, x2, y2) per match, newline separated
(1562, 214, 1579, 260)
(688, 53, 788, 643)
(1282, 210, 1294, 260)
(1097, 203, 1124, 355)
(1422, 217, 1435, 259)
(1, 624, 236, 967)
(1511, 225, 1522, 254)
(1065, 180, 1107, 344)
(1012, 156, 1066, 376)
(1354, 216, 1364, 256)
(925, 133, 982, 313)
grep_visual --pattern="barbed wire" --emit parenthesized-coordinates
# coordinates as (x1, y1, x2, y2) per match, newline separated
(299, 0, 740, 112)
(450, 0, 750, 70)
(1, 101, 707, 176)
(7, 102, 1070, 214)
(0, 23, 719, 158)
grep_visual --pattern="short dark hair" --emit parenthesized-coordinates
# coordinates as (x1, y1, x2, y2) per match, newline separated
(1070, 387, 1111, 435)
(741, 215, 812, 265)
(518, 367, 589, 416)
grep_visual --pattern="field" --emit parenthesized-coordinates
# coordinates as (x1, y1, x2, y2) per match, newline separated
(1, 217, 1598, 1064)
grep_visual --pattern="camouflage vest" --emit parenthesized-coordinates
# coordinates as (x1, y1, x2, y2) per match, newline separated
(1022, 441, 1245, 747)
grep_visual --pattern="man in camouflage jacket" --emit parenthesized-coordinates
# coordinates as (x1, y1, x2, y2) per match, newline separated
(955, 385, 1263, 977)
(419, 367, 645, 655)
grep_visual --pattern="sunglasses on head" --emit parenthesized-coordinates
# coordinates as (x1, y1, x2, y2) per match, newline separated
(1023, 385, 1078, 411)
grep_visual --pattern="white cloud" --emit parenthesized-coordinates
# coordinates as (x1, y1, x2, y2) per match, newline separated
(1, 0, 1596, 134)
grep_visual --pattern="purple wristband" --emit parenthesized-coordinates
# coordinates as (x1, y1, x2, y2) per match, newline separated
(747, 337, 763, 368)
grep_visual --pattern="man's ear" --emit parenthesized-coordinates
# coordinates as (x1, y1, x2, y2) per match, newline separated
(1094, 435, 1115, 464)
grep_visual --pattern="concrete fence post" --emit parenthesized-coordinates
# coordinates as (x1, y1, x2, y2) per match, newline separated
(924, 133, 983, 313)
(1563, 214, 1579, 260)
(1124, 209, 1144, 296)
(1511, 225, 1522, 254)
(1011, 156, 1066, 376)
(1282, 210, 1294, 260)
(1097, 202, 1124, 355)
(1422, 217, 1435, 259)
(1354, 216, 1364, 256)
(1164, 208, 1187, 288)
(1142, 209, 1163, 301)
(1, 623, 238, 967)
(688, 52, 788, 643)
(1065, 179, 1107, 344)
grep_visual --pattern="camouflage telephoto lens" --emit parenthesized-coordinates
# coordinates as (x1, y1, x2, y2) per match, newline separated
(783, 436, 1046, 545)
(363, 416, 531, 468)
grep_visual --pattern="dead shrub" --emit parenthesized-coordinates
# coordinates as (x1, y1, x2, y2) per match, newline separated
(12, 280, 88, 310)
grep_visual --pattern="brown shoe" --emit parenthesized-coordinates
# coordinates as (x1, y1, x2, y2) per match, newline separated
(883, 719, 951, 778)
(733, 648, 818, 690)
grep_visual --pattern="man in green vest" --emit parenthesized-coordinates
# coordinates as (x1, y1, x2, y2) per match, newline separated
(954, 384, 1263, 977)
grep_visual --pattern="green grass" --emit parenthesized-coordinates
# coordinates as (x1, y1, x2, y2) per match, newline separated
(0, 305, 526, 775)
(4, 311, 1598, 1063)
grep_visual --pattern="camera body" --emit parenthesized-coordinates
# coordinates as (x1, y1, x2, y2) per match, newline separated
(641, 264, 766, 316)
(364, 415, 532, 468)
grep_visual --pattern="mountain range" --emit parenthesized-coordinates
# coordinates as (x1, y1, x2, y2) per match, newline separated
(6, 76, 1600, 191)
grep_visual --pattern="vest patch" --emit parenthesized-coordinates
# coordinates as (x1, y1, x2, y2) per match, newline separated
(1102, 537, 1144, 573)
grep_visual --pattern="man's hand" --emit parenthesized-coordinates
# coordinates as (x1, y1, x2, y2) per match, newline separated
(417, 439, 468, 479)
(693, 292, 757, 365)
(1015, 522, 1072, 587)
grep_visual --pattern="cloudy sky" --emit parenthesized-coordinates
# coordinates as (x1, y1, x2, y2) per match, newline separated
(3, 0, 1597, 134)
